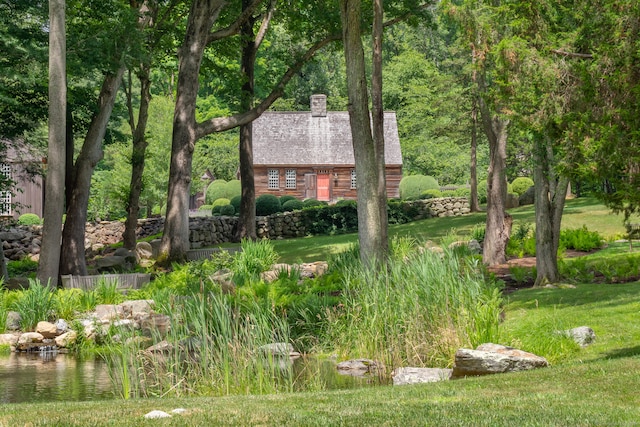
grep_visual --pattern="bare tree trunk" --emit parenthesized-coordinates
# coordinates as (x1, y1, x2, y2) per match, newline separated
(123, 66, 152, 250)
(0, 244, 8, 282)
(60, 68, 126, 276)
(534, 134, 569, 286)
(478, 90, 511, 266)
(38, 0, 66, 286)
(469, 94, 480, 212)
(371, 0, 389, 256)
(159, 1, 225, 264)
(236, 0, 259, 241)
(340, 0, 387, 267)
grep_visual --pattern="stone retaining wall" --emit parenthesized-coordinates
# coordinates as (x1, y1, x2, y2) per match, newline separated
(0, 197, 469, 260)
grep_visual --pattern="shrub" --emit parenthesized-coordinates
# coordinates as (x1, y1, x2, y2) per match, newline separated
(280, 195, 297, 205)
(256, 194, 282, 216)
(282, 199, 303, 211)
(511, 177, 534, 196)
(230, 195, 242, 212)
(441, 190, 457, 197)
(302, 198, 326, 208)
(198, 204, 213, 212)
(399, 175, 439, 200)
(454, 187, 471, 197)
(219, 204, 236, 216)
(301, 203, 358, 236)
(205, 180, 241, 205)
(560, 226, 604, 252)
(334, 199, 357, 207)
(18, 213, 41, 226)
(14, 279, 56, 331)
(212, 198, 231, 208)
(225, 180, 241, 199)
(420, 189, 442, 199)
(212, 205, 223, 215)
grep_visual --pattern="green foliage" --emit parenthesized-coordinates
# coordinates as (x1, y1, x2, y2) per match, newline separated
(230, 195, 242, 212)
(212, 205, 223, 215)
(206, 180, 241, 205)
(7, 258, 38, 278)
(55, 288, 83, 320)
(279, 195, 297, 205)
(256, 194, 282, 216)
(420, 189, 442, 199)
(387, 199, 417, 225)
(399, 175, 439, 200)
(232, 239, 279, 286)
(507, 222, 536, 258)
(95, 278, 124, 305)
(470, 224, 486, 244)
(301, 204, 358, 236)
(17, 213, 41, 226)
(212, 198, 230, 208)
(198, 204, 213, 212)
(13, 279, 55, 331)
(559, 226, 604, 252)
(302, 198, 327, 208)
(219, 204, 235, 216)
(510, 177, 534, 196)
(282, 199, 303, 212)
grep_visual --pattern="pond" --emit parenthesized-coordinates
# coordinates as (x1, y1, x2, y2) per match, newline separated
(0, 352, 387, 404)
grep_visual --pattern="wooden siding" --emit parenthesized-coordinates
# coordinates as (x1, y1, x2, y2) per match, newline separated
(255, 165, 402, 202)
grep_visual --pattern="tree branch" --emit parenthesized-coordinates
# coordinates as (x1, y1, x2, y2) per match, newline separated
(550, 49, 593, 59)
(254, 0, 276, 49)
(207, 0, 264, 43)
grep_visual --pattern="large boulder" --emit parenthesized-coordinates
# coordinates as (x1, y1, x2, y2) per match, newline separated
(0, 333, 19, 346)
(121, 300, 154, 318)
(562, 326, 596, 347)
(451, 343, 548, 378)
(519, 186, 535, 206)
(392, 367, 452, 385)
(135, 241, 154, 260)
(94, 304, 125, 321)
(506, 193, 520, 209)
(336, 358, 383, 376)
(35, 321, 59, 339)
(55, 330, 78, 348)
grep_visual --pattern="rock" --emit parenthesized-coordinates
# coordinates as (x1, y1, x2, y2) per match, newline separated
(506, 193, 520, 209)
(392, 367, 452, 385)
(171, 408, 187, 415)
(113, 247, 136, 259)
(5, 311, 21, 331)
(55, 319, 69, 334)
(36, 321, 59, 339)
(336, 358, 383, 375)
(94, 304, 124, 321)
(0, 333, 19, 346)
(55, 330, 78, 348)
(209, 269, 235, 294)
(146, 340, 173, 354)
(135, 241, 153, 260)
(149, 239, 162, 258)
(144, 411, 171, 419)
(121, 300, 154, 317)
(95, 255, 128, 272)
(17, 332, 44, 345)
(300, 261, 329, 278)
(563, 326, 596, 347)
(451, 343, 548, 378)
(140, 313, 171, 338)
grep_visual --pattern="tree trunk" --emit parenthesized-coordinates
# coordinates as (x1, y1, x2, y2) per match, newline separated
(340, 0, 387, 267)
(469, 94, 480, 212)
(60, 67, 126, 276)
(370, 0, 389, 257)
(38, 0, 66, 286)
(0, 243, 8, 282)
(236, 0, 258, 241)
(534, 135, 569, 286)
(159, 0, 225, 264)
(478, 92, 511, 266)
(123, 66, 152, 250)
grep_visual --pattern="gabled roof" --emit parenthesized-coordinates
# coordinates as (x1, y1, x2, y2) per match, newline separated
(252, 111, 403, 167)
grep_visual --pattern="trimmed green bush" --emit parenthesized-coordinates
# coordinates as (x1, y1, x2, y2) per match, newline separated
(212, 198, 231, 208)
(230, 195, 242, 212)
(256, 194, 282, 216)
(280, 195, 296, 205)
(206, 180, 241, 205)
(212, 205, 223, 215)
(219, 204, 236, 216)
(303, 198, 326, 208)
(421, 189, 442, 199)
(18, 213, 41, 226)
(399, 175, 439, 200)
(282, 199, 303, 211)
(511, 177, 534, 196)
(198, 204, 213, 211)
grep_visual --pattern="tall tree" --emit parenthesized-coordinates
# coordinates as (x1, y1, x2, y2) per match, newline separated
(38, 0, 66, 285)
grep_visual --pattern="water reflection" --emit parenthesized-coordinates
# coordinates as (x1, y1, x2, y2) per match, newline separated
(0, 352, 114, 404)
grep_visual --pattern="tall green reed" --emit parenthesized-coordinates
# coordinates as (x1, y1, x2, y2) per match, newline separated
(13, 279, 56, 331)
(324, 244, 503, 370)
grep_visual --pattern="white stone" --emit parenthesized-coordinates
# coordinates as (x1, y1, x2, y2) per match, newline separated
(452, 343, 548, 378)
(171, 408, 187, 414)
(392, 367, 452, 385)
(144, 410, 171, 419)
(0, 333, 19, 346)
(55, 330, 78, 348)
(17, 332, 44, 344)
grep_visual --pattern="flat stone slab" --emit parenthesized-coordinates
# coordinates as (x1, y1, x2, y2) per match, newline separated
(392, 367, 452, 385)
(452, 343, 548, 378)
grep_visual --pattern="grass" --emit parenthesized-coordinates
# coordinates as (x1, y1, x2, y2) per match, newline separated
(272, 197, 629, 263)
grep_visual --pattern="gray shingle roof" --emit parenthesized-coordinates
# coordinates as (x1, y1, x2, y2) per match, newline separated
(252, 111, 403, 166)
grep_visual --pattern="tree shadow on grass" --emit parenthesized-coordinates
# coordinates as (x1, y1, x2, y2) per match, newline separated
(602, 345, 640, 360)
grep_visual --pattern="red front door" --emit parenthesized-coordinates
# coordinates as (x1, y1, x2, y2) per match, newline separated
(317, 174, 330, 201)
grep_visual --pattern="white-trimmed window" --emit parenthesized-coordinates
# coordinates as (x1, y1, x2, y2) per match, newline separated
(0, 163, 11, 216)
(268, 169, 279, 189)
(350, 169, 357, 189)
(285, 169, 296, 189)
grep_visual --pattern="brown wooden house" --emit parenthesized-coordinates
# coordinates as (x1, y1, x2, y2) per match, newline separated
(0, 139, 45, 219)
(252, 95, 403, 202)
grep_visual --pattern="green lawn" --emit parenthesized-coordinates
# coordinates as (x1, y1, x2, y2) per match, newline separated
(273, 197, 629, 263)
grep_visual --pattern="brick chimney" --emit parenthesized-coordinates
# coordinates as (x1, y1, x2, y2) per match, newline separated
(310, 94, 327, 117)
